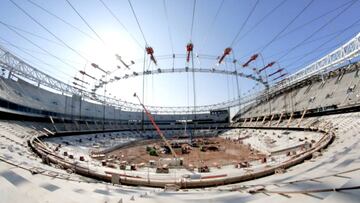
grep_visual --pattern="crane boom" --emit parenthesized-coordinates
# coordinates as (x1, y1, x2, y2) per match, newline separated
(134, 93, 178, 158)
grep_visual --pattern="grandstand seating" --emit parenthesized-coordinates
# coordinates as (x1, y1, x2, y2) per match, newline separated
(236, 63, 360, 121)
(0, 106, 359, 202)
(0, 62, 360, 202)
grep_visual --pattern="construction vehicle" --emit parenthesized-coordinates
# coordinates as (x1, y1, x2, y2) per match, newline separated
(181, 144, 191, 154)
(134, 93, 178, 159)
(119, 161, 127, 170)
(198, 165, 210, 173)
(156, 164, 169, 173)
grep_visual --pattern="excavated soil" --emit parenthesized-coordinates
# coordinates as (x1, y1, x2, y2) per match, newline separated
(105, 137, 265, 167)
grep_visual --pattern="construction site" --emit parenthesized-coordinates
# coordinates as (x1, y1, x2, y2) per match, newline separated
(105, 136, 265, 170)
(1, 0, 360, 202)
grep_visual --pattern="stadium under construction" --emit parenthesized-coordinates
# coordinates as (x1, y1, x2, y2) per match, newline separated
(0, 0, 360, 202)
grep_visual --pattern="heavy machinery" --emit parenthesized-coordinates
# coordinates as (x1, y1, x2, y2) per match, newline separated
(156, 164, 169, 173)
(134, 93, 178, 160)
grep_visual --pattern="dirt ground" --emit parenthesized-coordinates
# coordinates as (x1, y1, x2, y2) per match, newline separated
(106, 137, 265, 167)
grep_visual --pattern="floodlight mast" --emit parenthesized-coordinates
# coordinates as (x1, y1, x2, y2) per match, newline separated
(133, 93, 178, 158)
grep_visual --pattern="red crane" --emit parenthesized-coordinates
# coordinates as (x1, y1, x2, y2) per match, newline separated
(72, 82, 85, 89)
(242, 54, 258, 67)
(146, 47, 157, 65)
(273, 73, 287, 81)
(133, 93, 178, 158)
(115, 54, 132, 70)
(79, 70, 96, 80)
(268, 68, 284, 77)
(73, 77, 89, 85)
(186, 43, 193, 63)
(91, 63, 107, 73)
(259, 61, 275, 72)
(218, 47, 232, 64)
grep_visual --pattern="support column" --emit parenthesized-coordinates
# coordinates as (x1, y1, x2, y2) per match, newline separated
(249, 117, 253, 127)
(268, 114, 275, 127)
(74, 120, 80, 131)
(286, 112, 294, 128)
(63, 119, 68, 131)
(297, 108, 307, 127)
(254, 116, 260, 127)
(94, 121, 100, 130)
(48, 116, 57, 132)
(276, 112, 284, 127)
(243, 118, 247, 127)
(261, 115, 267, 125)
(85, 121, 90, 130)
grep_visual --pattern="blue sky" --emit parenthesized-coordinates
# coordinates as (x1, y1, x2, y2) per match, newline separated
(0, 0, 360, 109)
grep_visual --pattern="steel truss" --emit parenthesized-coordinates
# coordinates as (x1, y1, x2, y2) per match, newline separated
(117, 67, 264, 83)
(272, 32, 360, 93)
(0, 45, 261, 114)
(1, 32, 359, 114)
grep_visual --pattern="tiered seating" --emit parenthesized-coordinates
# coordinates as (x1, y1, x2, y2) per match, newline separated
(240, 64, 360, 119)
(220, 128, 322, 155)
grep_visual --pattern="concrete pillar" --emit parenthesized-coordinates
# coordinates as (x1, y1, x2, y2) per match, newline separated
(287, 112, 294, 128)
(276, 112, 284, 127)
(268, 114, 275, 127)
(297, 108, 307, 127)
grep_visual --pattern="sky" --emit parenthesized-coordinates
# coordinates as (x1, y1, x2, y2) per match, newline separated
(0, 0, 360, 111)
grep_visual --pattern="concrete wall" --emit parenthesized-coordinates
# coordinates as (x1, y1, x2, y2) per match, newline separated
(0, 76, 228, 123)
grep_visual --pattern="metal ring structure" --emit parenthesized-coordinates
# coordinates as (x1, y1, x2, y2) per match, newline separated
(0, 46, 268, 114)
(91, 51, 270, 113)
